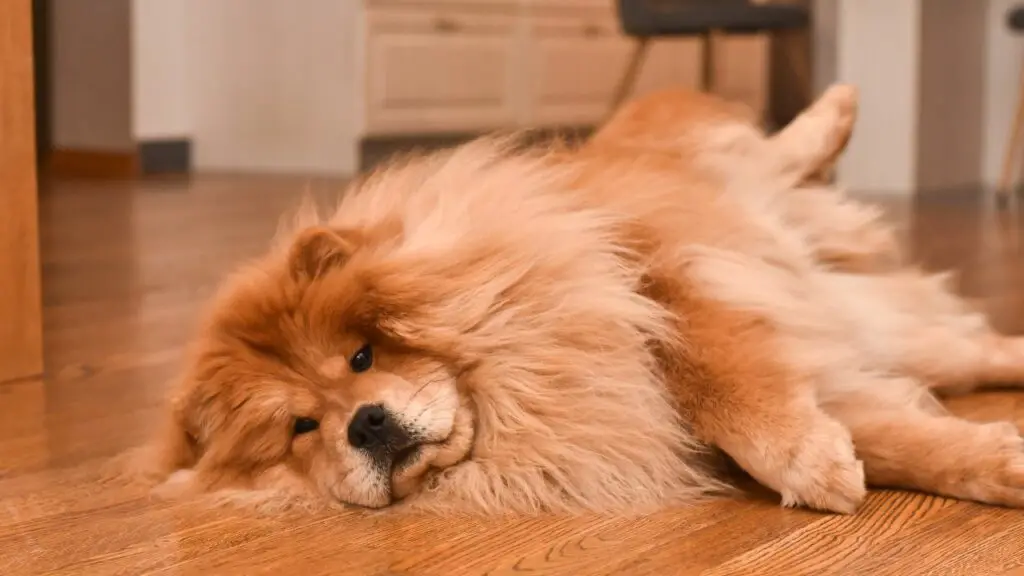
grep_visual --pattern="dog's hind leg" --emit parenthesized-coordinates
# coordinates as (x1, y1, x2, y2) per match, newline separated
(846, 271, 1024, 394)
(976, 334, 1024, 388)
(806, 269, 1024, 394)
(763, 84, 905, 272)
(767, 84, 858, 186)
(764, 84, 910, 273)
(780, 186, 902, 273)
(720, 85, 902, 273)
(926, 333, 1024, 396)
(826, 385, 1024, 507)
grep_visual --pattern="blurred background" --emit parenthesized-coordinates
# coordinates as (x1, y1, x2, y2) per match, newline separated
(26, 0, 1023, 193)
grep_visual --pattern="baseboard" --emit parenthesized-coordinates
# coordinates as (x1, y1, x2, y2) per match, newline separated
(138, 138, 191, 175)
(47, 139, 192, 179)
(359, 132, 478, 172)
(913, 183, 990, 201)
(48, 148, 138, 179)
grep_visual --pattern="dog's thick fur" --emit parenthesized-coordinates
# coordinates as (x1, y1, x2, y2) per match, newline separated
(137, 85, 1024, 515)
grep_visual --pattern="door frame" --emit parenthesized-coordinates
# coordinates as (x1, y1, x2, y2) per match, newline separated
(0, 0, 44, 383)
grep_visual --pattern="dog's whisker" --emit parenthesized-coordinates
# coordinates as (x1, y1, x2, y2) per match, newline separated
(407, 396, 445, 425)
(397, 377, 442, 416)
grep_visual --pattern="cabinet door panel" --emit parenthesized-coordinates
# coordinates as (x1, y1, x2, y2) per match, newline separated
(524, 17, 630, 126)
(525, 16, 702, 127)
(365, 10, 519, 135)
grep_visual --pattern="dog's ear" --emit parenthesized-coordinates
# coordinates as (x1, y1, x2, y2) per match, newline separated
(287, 226, 359, 282)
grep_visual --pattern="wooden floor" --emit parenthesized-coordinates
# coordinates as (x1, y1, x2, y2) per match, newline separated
(4, 177, 1024, 575)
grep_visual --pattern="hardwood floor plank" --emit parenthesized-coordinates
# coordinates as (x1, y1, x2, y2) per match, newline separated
(622, 504, 820, 575)
(702, 492, 961, 575)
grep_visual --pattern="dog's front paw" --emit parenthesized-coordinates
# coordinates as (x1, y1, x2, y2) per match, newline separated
(776, 418, 867, 514)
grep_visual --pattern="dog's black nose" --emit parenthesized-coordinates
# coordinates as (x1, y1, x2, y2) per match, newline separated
(347, 404, 400, 450)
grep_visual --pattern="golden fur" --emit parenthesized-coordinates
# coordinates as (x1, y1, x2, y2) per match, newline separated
(134, 85, 1024, 515)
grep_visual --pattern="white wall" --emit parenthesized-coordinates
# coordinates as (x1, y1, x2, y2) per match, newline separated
(817, 0, 1023, 194)
(51, 0, 133, 150)
(181, 0, 360, 174)
(834, 0, 921, 193)
(811, 0, 838, 94)
(916, 0, 986, 191)
(127, 0, 361, 173)
(131, 0, 190, 141)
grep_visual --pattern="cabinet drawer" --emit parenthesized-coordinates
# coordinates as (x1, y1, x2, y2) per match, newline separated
(522, 15, 633, 126)
(364, 9, 520, 135)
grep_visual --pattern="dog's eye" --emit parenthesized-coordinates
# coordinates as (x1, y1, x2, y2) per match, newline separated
(349, 344, 373, 373)
(293, 417, 320, 435)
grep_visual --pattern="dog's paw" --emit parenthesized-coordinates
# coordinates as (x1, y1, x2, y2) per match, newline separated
(771, 83, 860, 184)
(776, 417, 867, 514)
(959, 421, 1024, 507)
(816, 84, 858, 160)
(819, 84, 857, 121)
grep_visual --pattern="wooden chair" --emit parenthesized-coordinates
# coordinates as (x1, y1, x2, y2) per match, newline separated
(610, 0, 810, 110)
(999, 5, 1024, 202)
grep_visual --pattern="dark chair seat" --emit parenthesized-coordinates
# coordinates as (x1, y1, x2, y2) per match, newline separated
(1009, 6, 1024, 32)
(618, 0, 809, 37)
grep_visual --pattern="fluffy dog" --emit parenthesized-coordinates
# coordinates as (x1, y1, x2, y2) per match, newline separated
(139, 85, 1024, 515)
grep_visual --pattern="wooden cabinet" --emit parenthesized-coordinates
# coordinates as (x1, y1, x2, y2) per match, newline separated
(522, 15, 631, 126)
(365, 9, 520, 135)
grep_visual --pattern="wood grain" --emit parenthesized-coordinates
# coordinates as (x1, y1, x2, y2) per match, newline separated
(1, 177, 1023, 575)
(0, 0, 43, 383)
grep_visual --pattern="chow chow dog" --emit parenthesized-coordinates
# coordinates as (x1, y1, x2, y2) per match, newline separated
(138, 85, 1024, 515)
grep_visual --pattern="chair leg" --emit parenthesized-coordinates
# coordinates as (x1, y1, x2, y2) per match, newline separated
(780, 28, 813, 108)
(701, 30, 721, 93)
(998, 59, 1024, 201)
(610, 38, 650, 111)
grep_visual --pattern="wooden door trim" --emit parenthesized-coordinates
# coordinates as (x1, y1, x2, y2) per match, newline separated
(0, 0, 44, 382)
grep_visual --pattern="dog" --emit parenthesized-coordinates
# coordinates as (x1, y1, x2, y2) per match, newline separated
(136, 85, 1024, 516)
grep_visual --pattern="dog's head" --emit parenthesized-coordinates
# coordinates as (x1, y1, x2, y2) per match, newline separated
(156, 221, 478, 509)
